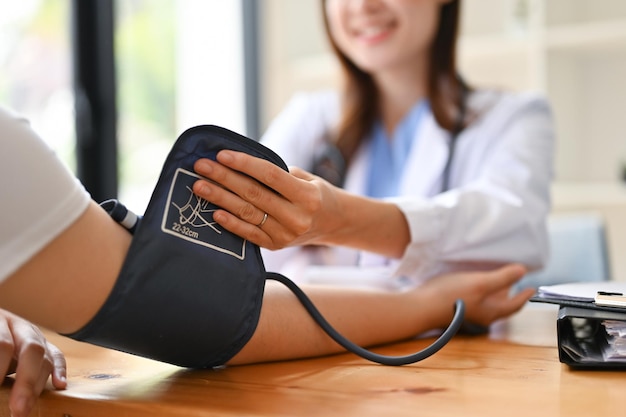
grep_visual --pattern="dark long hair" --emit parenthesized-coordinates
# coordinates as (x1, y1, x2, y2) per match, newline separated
(321, 0, 468, 163)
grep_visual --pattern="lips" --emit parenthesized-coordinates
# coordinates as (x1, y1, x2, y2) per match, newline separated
(352, 20, 395, 44)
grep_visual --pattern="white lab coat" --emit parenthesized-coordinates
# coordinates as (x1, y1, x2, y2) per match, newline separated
(260, 89, 554, 288)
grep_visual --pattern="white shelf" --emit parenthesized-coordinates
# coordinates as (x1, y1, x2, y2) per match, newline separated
(459, 35, 533, 59)
(460, 18, 626, 57)
(552, 181, 626, 211)
(289, 53, 339, 85)
(546, 19, 626, 51)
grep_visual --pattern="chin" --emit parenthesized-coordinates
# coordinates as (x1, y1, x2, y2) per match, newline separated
(352, 58, 399, 75)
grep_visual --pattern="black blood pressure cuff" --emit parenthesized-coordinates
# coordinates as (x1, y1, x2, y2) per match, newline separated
(64, 125, 288, 368)
(64, 125, 465, 368)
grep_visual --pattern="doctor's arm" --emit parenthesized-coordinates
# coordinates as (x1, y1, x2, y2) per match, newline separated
(190, 95, 554, 271)
(192, 152, 411, 258)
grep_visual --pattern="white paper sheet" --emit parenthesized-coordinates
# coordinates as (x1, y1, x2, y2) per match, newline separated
(537, 282, 626, 302)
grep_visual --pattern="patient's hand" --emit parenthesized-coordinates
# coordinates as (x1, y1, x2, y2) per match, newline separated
(418, 264, 535, 328)
(0, 309, 67, 417)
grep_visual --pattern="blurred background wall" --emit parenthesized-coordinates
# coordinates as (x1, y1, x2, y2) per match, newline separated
(2, 0, 625, 279)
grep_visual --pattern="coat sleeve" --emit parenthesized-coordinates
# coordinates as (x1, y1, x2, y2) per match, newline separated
(390, 92, 555, 282)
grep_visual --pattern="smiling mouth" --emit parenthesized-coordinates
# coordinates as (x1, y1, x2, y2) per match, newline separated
(353, 22, 395, 44)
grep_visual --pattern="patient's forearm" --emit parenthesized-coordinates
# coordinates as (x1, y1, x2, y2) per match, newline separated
(229, 281, 435, 365)
(0, 200, 429, 365)
(3, 198, 525, 369)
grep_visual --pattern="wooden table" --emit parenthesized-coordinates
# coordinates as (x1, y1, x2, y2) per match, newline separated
(2, 303, 625, 417)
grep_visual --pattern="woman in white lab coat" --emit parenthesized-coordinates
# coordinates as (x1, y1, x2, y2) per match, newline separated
(192, 0, 554, 287)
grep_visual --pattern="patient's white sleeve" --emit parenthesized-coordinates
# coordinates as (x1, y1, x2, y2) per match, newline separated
(0, 106, 90, 282)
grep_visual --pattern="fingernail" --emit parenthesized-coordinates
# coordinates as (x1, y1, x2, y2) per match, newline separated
(57, 370, 67, 384)
(213, 211, 225, 223)
(194, 181, 210, 196)
(218, 151, 233, 163)
(196, 159, 212, 174)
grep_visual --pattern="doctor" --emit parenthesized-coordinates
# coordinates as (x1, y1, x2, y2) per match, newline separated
(192, 0, 554, 287)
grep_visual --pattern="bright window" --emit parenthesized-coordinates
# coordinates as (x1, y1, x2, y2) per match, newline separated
(115, 0, 247, 213)
(0, 1, 75, 170)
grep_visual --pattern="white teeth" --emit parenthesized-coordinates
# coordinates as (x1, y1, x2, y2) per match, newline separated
(359, 26, 386, 38)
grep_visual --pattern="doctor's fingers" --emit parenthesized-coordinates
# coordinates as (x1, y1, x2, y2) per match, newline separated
(191, 177, 312, 249)
(209, 208, 301, 251)
(191, 179, 317, 250)
(289, 166, 317, 181)
(193, 159, 276, 218)
(210, 152, 328, 224)
(191, 170, 299, 236)
(193, 158, 321, 227)
(214, 150, 316, 202)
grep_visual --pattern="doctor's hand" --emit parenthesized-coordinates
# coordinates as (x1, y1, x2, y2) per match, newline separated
(417, 264, 535, 329)
(193, 150, 410, 257)
(192, 150, 343, 249)
(0, 309, 67, 417)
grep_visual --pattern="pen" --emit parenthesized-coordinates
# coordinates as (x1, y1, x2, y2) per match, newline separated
(597, 291, 623, 296)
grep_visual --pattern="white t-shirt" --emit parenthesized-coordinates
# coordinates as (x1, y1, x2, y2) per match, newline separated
(0, 106, 90, 282)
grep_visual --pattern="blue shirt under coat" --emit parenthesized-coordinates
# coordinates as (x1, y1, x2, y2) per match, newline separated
(365, 100, 428, 198)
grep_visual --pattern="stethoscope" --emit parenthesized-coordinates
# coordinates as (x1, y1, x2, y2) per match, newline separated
(440, 85, 467, 193)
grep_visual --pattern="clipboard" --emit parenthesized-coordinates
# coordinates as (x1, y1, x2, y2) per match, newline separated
(595, 292, 626, 308)
(530, 281, 626, 312)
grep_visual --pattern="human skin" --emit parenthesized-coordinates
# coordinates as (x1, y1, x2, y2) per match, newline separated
(0, 198, 533, 417)
(324, 0, 450, 133)
(190, 0, 454, 258)
(0, 309, 67, 417)
(1, 201, 533, 367)
(192, 151, 411, 258)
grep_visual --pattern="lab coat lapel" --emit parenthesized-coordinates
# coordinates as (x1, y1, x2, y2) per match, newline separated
(343, 136, 371, 195)
(400, 111, 450, 197)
